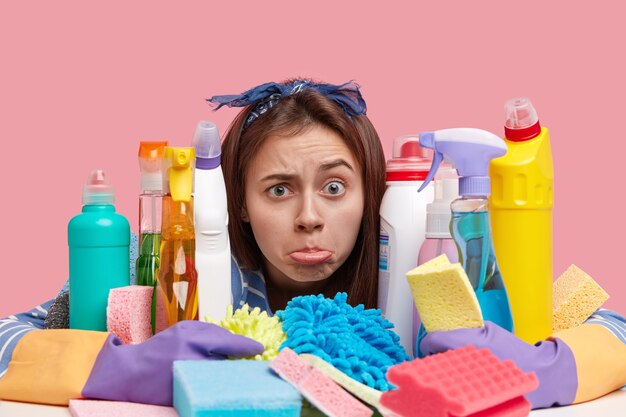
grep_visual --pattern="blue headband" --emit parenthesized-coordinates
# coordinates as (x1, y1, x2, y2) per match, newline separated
(207, 80, 367, 129)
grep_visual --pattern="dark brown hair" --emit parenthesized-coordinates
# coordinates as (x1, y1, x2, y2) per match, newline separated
(221, 84, 386, 309)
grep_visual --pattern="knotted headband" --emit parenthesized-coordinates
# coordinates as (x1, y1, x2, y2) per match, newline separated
(207, 80, 367, 130)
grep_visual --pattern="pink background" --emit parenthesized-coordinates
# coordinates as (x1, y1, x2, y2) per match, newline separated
(1, 2, 624, 317)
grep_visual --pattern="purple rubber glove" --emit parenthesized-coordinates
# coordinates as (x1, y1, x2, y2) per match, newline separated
(420, 321, 578, 409)
(82, 320, 264, 406)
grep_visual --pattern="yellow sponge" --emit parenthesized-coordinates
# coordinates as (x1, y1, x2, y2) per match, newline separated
(406, 254, 483, 332)
(553, 264, 609, 333)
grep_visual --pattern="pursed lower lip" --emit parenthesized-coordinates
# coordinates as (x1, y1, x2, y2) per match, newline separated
(289, 250, 333, 264)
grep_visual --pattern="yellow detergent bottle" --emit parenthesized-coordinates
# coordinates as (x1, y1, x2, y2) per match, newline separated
(490, 97, 554, 343)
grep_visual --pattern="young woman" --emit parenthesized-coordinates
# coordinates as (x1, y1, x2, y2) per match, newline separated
(216, 80, 385, 312)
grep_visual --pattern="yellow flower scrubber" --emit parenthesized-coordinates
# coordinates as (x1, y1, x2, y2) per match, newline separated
(207, 304, 286, 360)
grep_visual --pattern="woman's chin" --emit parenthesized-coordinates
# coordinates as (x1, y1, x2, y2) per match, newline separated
(286, 264, 335, 286)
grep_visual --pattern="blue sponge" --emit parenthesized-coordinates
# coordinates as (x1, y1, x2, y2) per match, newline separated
(173, 360, 301, 417)
(277, 292, 410, 391)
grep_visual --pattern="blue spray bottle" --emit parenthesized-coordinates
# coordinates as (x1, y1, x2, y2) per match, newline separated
(417, 128, 514, 334)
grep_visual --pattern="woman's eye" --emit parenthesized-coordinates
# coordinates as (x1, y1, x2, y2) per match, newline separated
(268, 184, 290, 197)
(323, 181, 345, 195)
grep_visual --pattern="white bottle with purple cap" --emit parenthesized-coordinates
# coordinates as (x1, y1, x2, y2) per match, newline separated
(193, 121, 232, 322)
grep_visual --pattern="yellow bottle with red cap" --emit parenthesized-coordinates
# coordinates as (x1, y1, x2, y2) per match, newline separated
(490, 97, 554, 344)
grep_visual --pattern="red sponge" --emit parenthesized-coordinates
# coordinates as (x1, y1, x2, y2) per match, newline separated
(380, 345, 538, 417)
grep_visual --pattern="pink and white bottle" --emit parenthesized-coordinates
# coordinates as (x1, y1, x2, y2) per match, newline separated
(413, 166, 459, 355)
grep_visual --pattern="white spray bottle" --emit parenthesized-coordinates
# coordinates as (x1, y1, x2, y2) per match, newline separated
(192, 121, 232, 322)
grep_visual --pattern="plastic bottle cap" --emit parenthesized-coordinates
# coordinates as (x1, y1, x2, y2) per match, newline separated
(83, 169, 115, 205)
(138, 141, 168, 159)
(386, 135, 432, 182)
(504, 97, 541, 142)
(139, 141, 168, 192)
(193, 121, 221, 167)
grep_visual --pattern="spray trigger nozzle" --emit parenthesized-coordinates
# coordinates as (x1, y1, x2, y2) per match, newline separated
(417, 132, 442, 192)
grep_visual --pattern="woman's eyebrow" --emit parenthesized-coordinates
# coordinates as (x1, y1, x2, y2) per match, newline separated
(259, 159, 354, 182)
(319, 159, 354, 172)
(260, 173, 296, 182)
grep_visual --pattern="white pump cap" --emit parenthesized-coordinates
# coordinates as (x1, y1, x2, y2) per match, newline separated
(425, 166, 458, 238)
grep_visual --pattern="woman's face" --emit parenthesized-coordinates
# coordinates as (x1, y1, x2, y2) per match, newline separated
(244, 124, 364, 293)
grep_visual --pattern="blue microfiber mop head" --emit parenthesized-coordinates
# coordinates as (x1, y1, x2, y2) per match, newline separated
(276, 292, 410, 391)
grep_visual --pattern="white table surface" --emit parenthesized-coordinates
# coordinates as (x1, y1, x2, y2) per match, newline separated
(1, 387, 625, 416)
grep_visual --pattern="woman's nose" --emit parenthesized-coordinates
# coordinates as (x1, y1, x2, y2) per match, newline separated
(295, 193, 324, 232)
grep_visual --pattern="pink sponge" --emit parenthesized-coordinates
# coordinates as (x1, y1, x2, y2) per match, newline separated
(69, 399, 177, 417)
(380, 345, 538, 417)
(106, 285, 153, 344)
(271, 348, 372, 417)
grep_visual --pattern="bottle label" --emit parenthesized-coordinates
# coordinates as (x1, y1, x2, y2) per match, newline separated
(378, 225, 391, 312)
(379, 227, 390, 271)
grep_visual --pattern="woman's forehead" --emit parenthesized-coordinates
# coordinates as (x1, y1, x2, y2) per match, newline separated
(249, 126, 359, 172)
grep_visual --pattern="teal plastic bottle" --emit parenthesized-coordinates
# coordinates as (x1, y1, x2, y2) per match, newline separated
(69, 169, 130, 331)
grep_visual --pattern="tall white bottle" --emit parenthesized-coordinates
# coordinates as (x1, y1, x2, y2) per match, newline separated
(193, 121, 232, 322)
(378, 136, 433, 356)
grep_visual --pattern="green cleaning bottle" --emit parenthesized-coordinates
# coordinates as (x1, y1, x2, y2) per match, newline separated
(137, 141, 168, 334)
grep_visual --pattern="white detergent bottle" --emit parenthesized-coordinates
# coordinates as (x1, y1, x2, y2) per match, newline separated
(192, 121, 232, 322)
(378, 135, 433, 357)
